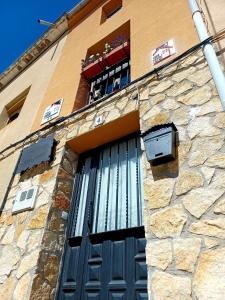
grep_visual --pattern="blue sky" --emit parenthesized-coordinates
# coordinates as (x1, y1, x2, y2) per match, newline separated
(0, 0, 81, 73)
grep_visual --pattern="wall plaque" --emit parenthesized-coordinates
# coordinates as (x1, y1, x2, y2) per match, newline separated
(152, 39, 176, 65)
(16, 133, 55, 173)
(41, 98, 63, 125)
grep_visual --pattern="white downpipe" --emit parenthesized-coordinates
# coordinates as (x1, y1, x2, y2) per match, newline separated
(188, 0, 225, 111)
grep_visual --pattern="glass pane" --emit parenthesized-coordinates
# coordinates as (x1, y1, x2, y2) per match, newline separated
(106, 77, 113, 94)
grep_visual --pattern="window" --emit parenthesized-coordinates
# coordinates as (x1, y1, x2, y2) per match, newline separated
(88, 59, 130, 103)
(0, 87, 30, 129)
(75, 22, 130, 111)
(7, 102, 24, 124)
(6, 90, 27, 124)
(101, 0, 122, 24)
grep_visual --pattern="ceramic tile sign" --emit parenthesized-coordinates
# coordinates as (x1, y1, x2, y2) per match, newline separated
(41, 98, 63, 125)
(95, 115, 104, 126)
(152, 39, 176, 65)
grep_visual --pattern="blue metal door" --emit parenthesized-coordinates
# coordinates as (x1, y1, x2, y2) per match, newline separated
(57, 134, 148, 299)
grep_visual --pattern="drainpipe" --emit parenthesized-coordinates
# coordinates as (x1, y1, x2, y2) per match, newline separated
(188, 0, 225, 111)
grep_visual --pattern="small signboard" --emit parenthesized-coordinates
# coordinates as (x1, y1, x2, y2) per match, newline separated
(41, 98, 63, 125)
(152, 39, 176, 65)
(95, 115, 104, 127)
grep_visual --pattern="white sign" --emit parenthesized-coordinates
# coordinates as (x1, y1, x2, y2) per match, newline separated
(41, 98, 63, 125)
(12, 186, 39, 214)
(152, 39, 176, 65)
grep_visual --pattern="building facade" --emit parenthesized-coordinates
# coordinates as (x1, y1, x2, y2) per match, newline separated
(0, 0, 225, 299)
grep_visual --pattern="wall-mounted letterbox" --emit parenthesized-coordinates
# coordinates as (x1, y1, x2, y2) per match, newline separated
(141, 123, 177, 165)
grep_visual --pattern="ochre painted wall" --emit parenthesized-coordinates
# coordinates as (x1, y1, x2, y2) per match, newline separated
(31, 0, 198, 131)
(0, 35, 67, 206)
(201, 0, 225, 67)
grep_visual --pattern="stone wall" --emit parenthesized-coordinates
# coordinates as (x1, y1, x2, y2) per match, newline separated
(0, 48, 225, 299)
(139, 50, 225, 299)
(0, 142, 76, 300)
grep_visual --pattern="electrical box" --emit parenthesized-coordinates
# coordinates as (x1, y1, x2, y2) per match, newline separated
(12, 186, 39, 214)
(141, 123, 177, 164)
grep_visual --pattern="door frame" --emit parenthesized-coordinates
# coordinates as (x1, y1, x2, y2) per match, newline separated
(56, 131, 146, 299)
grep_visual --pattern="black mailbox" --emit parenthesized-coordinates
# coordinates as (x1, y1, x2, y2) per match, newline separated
(141, 123, 177, 165)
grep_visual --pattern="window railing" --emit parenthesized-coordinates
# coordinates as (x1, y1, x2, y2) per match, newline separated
(88, 59, 130, 103)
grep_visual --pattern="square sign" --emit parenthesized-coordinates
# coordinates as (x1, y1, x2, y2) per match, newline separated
(41, 98, 63, 125)
(152, 39, 176, 65)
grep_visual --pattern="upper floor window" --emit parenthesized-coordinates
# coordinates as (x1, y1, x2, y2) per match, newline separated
(7, 99, 25, 124)
(101, 0, 122, 24)
(0, 87, 30, 129)
(81, 39, 130, 104)
(6, 91, 28, 124)
(74, 21, 130, 111)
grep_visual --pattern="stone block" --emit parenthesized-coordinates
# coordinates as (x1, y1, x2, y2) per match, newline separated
(206, 153, 225, 168)
(13, 273, 31, 300)
(0, 245, 20, 276)
(200, 166, 215, 184)
(17, 230, 30, 252)
(150, 204, 187, 238)
(187, 116, 220, 139)
(28, 205, 49, 229)
(214, 112, 225, 128)
(17, 249, 39, 278)
(53, 190, 70, 210)
(150, 81, 173, 94)
(178, 140, 192, 164)
(189, 68, 212, 86)
(151, 271, 191, 300)
(174, 238, 201, 272)
(189, 136, 223, 166)
(142, 105, 161, 121)
(27, 230, 43, 252)
(44, 255, 59, 286)
(214, 198, 225, 215)
(162, 98, 180, 110)
(182, 188, 224, 218)
(204, 238, 219, 249)
(40, 169, 57, 184)
(146, 239, 172, 270)
(172, 107, 190, 126)
(189, 218, 225, 239)
(0, 276, 16, 300)
(196, 97, 222, 116)
(177, 85, 211, 106)
(172, 66, 196, 82)
(146, 112, 169, 128)
(30, 275, 51, 300)
(194, 247, 225, 300)
(175, 169, 204, 196)
(150, 94, 165, 105)
(1, 225, 15, 244)
(167, 81, 193, 97)
(144, 178, 175, 209)
(15, 223, 25, 241)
